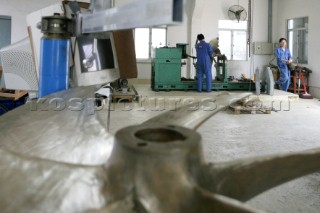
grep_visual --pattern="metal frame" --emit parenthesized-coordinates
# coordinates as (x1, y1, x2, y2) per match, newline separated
(81, 0, 182, 34)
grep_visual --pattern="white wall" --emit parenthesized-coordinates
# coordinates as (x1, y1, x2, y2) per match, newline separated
(115, 0, 273, 80)
(191, 0, 272, 79)
(273, 0, 320, 98)
(0, 0, 64, 43)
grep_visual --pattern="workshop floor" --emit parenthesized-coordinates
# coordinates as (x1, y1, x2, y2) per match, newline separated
(107, 82, 320, 213)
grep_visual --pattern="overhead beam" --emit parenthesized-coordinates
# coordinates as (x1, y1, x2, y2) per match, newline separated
(82, 0, 183, 33)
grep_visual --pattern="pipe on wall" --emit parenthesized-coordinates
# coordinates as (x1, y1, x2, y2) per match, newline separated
(186, 0, 196, 79)
(268, 0, 273, 43)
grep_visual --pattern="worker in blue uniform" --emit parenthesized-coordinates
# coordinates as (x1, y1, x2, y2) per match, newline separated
(275, 38, 292, 91)
(195, 34, 214, 92)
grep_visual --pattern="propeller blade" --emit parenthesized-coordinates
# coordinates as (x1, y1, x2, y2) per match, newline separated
(199, 148, 320, 202)
(0, 86, 114, 165)
(89, 194, 137, 213)
(228, 10, 237, 14)
(143, 92, 251, 130)
(0, 147, 108, 213)
(193, 187, 265, 213)
(90, 186, 263, 213)
(134, 184, 263, 213)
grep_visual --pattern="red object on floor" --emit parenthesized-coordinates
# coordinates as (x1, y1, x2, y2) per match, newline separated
(297, 66, 313, 99)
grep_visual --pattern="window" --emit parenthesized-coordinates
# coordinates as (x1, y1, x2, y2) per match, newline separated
(287, 17, 308, 64)
(218, 20, 247, 61)
(0, 16, 11, 64)
(134, 27, 167, 59)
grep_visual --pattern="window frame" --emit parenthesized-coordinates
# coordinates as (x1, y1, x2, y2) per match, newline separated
(134, 27, 167, 62)
(218, 28, 248, 61)
(286, 17, 308, 64)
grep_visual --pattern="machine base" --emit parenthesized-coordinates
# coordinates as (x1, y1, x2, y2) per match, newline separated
(152, 80, 255, 91)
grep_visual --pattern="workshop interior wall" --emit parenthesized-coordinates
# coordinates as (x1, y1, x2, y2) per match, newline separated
(119, 0, 273, 80)
(190, 0, 271, 81)
(1, 0, 318, 95)
(0, 0, 273, 81)
(274, 0, 320, 98)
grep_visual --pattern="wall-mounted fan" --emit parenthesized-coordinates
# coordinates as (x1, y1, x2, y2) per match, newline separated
(228, 5, 247, 22)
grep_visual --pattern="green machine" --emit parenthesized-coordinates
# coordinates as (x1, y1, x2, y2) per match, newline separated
(151, 44, 255, 91)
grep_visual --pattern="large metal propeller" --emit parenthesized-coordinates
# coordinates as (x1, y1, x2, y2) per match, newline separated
(2, 0, 319, 211)
(0, 86, 114, 165)
(0, 85, 319, 213)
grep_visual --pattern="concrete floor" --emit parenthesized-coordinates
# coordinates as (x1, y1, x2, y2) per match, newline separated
(106, 82, 320, 213)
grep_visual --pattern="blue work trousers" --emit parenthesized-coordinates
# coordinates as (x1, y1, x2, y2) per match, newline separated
(197, 63, 212, 92)
(277, 66, 290, 91)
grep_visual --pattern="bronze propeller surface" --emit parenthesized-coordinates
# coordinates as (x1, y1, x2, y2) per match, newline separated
(0, 86, 319, 213)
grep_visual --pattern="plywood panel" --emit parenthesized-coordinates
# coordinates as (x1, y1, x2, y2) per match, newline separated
(113, 30, 138, 79)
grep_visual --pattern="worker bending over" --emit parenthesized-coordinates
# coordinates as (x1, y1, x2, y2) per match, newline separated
(195, 34, 214, 92)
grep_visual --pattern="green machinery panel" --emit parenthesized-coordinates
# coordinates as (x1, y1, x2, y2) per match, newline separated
(154, 47, 182, 59)
(152, 47, 182, 89)
(153, 59, 181, 83)
(151, 46, 255, 91)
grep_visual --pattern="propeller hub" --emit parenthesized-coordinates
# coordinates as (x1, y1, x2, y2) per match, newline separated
(114, 124, 202, 155)
(134, 128, 186, 143)
(104, 125, 205, 211)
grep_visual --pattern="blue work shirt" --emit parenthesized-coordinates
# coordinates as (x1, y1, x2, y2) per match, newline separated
(275, 48, 291, 68)
(195, 40, 214, 66)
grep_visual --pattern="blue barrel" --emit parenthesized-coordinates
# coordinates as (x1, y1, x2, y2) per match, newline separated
(38, 38, 70, 97)
(38, 13, 72, 98)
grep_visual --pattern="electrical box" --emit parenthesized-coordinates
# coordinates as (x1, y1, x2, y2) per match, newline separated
(253, 42, 273, 55)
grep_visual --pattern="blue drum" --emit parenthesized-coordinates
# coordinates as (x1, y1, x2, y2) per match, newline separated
(38, 13, 72, 98)
(39, 38, 70, 97)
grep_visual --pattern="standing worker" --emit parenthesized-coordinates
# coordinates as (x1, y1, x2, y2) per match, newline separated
(275, 38, 292, 91)
(195, 34, 214, 92)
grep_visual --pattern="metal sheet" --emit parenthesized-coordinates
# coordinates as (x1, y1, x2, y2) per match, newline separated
(0, 148, 107, 213)
(0, 86, 114, 165)
(82, 0, 183, 33)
